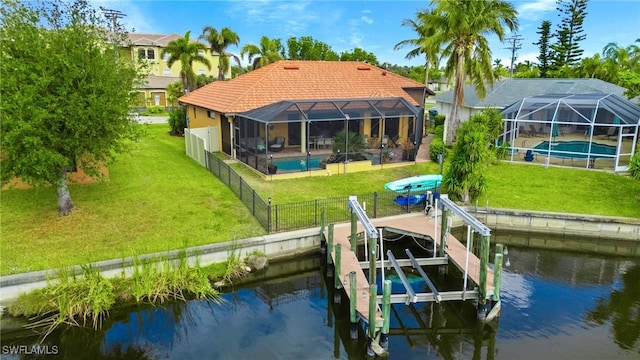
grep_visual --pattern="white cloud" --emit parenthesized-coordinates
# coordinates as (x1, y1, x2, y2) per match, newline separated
(517, 0, 556, 21)
(361, 16, 373, 24)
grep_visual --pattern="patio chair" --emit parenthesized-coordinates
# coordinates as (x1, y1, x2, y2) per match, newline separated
(599, 127, 616, 140)
(528, 124, 539, 137)
(269, 136, 285, 152)
(524, 149, 536, 162)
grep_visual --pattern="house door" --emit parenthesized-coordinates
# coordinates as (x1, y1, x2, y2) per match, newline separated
(221, 116, 231, 155)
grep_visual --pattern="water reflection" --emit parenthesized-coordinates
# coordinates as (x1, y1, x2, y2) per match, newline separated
(586, 263, 640, 351)
(1, 239, 639, 359)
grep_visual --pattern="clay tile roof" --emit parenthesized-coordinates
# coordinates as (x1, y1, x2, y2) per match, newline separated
(179, 60, 429, 114)
(127, 33, 183, 47)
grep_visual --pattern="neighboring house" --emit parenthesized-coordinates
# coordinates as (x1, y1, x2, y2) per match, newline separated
(123, 33, 232, 108)
(178, 60, 433, 174)
(499, 93, 639, 173)
(428, 77, 452, 92)
(433, 78, 632, 123)
(133, 75, 181, 109)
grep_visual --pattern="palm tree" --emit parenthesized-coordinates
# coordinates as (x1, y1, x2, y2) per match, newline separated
(394, 10, 440, 134)
(423, 0, 518, 145)
(602, 40, 640, 74)
(162, 31, 211, 92)
(199, 26, 240, 80)
(240, 35, 284, 70)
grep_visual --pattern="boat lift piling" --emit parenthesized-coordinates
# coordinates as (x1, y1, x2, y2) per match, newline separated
(322, 193, 504, 357)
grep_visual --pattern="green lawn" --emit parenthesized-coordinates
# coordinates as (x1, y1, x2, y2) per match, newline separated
(2, 124, 638, 275)
(0, 125, 264, 275)
(232, 157, 640, 218)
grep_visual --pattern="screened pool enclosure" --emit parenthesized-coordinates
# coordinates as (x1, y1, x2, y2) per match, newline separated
(231, 97, 423, 174)
(499, 93, 639, 172)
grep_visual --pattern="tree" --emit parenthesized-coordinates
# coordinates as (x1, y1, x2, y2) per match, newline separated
(199, 26, 240, 80)
(0, 0, 145, 216)
(166, 81, 184, 108)
(512, 61, 540, 78)
(395, 11, 441, 88)
(551, 0, 588, 69)
(533, 20, 553, 78)
(493, 59, 509, 79)
(618, 71, 640, 101)
(286, 36, 339, 60)
(162, 31, 210, 92)
(240, 35, 284, 70)
(339, 47, 378, 65)
(602, 40, 640, 76)
(423, 0, 518, 145)
(442, 111, 497, 204)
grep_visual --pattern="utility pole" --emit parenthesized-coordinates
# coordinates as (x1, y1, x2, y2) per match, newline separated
(504, 34, 522, 78)
(100, 7, 126, 32)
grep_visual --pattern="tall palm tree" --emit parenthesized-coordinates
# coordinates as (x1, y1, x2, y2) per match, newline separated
(240, 35, 284, 70)
(394, 10, 440, 137)
(199, 26, 240, 80)
(423, 0, 518, 145)
(162, 31, 211, 92)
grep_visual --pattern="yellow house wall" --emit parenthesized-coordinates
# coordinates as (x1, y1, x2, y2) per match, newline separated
(130, 46, 225, 79)
(268, 123, 289, 147)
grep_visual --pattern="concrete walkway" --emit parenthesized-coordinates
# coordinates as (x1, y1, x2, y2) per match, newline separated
(137, 116, 168, 124)
(415, 134, 434, 163)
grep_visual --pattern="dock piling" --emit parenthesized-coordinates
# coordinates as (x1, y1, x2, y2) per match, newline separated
(334, 243, 342, 304)
(367, 283, 378, 357)
(327, 223, 334, 277)
(477, 234, 491, 320)
(320, 207, 326, 255)
(493, 244, 504, 302)
(380, 279, 391, 350)
(349, 271, 358, 340)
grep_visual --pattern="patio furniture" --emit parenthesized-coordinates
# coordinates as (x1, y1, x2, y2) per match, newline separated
(269, 136, 285, 152)
(528, 124, 540, 137)
(317, 137, 332, 149)
(524, 149, 536, 162)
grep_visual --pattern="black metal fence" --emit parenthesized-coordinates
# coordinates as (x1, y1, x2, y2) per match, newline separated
(205, 151, 428, 233)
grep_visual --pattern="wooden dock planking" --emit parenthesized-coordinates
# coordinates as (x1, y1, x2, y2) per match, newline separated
(328, 213, 494, 316)
(328, 225, 384, 326)
(367, 213, 494, 294)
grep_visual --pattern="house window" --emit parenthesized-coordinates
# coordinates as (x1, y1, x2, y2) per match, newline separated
(138, 48, 146, 59)
(208, 111, 216, 119)
(163, 68, 171, 76)
(147, 49, 155, 59)
(198, 50, 205, 57)
(198, 69, 205, 75)
(163, 52, 170, 61)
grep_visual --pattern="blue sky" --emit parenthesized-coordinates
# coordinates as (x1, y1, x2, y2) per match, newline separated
(98, 0, 640, 68)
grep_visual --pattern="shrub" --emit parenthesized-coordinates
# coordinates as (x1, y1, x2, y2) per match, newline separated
(168, 107, 187, 136)
(434, 114, 446, 127)
(429, 137, 445, 162)
(434, 125, 444, 141)
(495, 141, 511, 160)
(145, 105, 165, 114)
(629, 150, 640, 180)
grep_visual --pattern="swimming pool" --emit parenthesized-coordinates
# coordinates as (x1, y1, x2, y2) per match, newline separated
(533, 140, 616, 159)
(274, 156, 323, 171)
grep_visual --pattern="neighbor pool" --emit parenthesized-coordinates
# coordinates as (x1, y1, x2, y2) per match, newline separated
(533, 140, 616, 159)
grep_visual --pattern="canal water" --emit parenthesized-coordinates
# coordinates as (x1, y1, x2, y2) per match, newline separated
(1, 231, 639, 359)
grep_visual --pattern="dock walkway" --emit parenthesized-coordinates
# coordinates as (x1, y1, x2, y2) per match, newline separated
(326, 213, 494, 326)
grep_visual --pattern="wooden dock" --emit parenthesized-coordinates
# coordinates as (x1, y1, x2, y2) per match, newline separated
(326, 212, 494, 327)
